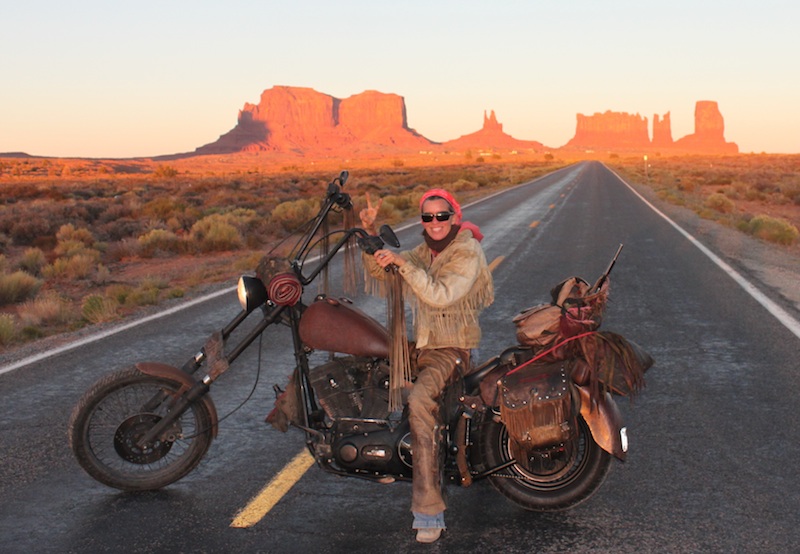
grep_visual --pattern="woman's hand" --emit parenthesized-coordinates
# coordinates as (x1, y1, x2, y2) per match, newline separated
(359, 192, 383, 235)
(374, 248, 404, 269)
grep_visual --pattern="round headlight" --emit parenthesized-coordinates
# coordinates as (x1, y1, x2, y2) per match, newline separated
(237, 275, 268, 313)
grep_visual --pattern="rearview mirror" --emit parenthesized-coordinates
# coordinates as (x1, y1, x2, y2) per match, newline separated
(379, 225, 400, 248)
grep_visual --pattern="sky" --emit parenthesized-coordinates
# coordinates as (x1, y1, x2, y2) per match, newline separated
(2, 0, 799, 158)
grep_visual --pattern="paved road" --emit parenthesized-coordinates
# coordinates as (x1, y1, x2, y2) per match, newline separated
(2, 162, 799, 553)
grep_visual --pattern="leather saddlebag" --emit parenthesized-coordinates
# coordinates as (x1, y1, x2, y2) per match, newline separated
(499, 361, 578, 449)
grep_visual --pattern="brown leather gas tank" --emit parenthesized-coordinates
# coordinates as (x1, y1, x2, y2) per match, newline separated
(298, 297, 390, 358)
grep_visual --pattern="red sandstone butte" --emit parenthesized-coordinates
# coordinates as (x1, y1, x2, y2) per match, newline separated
(194, 86, 433, 156)
(564, 110, 651, 150)
(564, 101, 737, 154)
(442, 110, 544, 152)
(652, 112, 673, 148)
(672, 101, 738, 154)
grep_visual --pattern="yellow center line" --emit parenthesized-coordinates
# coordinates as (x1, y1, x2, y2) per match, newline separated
(488, 255, 505, 273)
(230, 449, 315, 528)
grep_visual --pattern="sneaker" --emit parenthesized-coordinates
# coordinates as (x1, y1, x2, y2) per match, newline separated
(415, 528, 443, 543)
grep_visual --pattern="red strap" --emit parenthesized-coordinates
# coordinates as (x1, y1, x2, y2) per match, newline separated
(506, 331, 597, 376)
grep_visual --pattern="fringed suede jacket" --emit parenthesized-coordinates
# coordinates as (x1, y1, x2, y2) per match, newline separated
(364, 228, 494, 350)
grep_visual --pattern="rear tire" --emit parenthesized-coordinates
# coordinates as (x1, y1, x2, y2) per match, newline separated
(68, 366, 214, 491)
(480, 413, 611, 511)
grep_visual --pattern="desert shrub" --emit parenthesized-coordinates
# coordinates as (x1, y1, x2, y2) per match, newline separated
(94, 264, 111, 285)
(137, 229, 184, 257)
(0, 313, 16, 345)
(704, 193, 735, 214)
(81, 294, 119, 323)
(106, 237, 140, 261)
(18, 247, 47, 276)
(271, 199, 319, 232)
(779, 179, 800, 205)
(105, 284, 133, 304)
(450, 178, 479, 192)
(126, 280, 163, 306)
(382, 193, 415, 213)
(42, 253, 97, 280)
(153, 164, 178, 179)
(53, 239, 97, 260)
(17, 291, 74, 327)
(9, 217, 52, 246)
(142, 197, 185, 221)
(97, 203, 133, 223)
(189, 215, 243, 252)
(744, 187, 766, 202)
(56, 223, 95, 246)
(753, 180, 779, 194)
(0, 270, 43, 305)
(746, 215, 799, 245)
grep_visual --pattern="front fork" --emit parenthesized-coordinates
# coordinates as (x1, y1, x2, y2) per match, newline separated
(135, 302, 289, 448)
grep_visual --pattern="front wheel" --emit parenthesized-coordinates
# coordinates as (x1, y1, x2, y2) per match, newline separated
(479, 413, 611, 511)
(68, 366, 215, 491)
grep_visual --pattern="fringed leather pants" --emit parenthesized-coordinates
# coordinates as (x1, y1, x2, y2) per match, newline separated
(408, 347, 469, 515)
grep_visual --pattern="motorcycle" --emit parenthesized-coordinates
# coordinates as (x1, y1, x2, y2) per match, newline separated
(68, 170, 651, 512)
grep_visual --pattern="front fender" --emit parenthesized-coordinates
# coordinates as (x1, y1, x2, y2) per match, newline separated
(577, 385, 627, 461)
(136, 362, 220, 438)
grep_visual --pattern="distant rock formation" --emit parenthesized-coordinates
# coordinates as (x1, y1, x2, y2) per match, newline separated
(564, 110, 651, 150)
(189, 87, 739, 159)
(563, 102, 737, 154)
(673, 101, 738, 154)
(651, 112, 673, 148)
(442, 110, 544, 152)
(194, 86, 433, 156)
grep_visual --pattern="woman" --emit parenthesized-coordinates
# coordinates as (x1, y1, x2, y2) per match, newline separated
(361, 189, 494, 543)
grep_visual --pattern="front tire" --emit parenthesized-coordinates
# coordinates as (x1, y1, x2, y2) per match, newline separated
(68, 366, 214, 491)
(479, 413, 611, 511)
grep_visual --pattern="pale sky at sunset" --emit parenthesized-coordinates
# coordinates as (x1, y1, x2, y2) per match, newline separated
(2, 0, 798, 158)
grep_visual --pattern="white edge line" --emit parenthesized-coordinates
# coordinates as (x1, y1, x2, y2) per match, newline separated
(0, 286, 236, 376)
(606, 165, 800, 341)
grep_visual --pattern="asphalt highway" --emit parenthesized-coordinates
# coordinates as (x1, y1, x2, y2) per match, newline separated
(1, 162, 799, 553)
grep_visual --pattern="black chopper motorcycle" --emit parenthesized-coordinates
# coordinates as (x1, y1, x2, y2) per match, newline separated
(68, 170, 650, 512)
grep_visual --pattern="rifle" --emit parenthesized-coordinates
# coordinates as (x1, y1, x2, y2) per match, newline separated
(591, 244, 623, 292)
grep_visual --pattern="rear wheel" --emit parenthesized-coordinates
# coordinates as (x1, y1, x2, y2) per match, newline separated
(480, 414, 611, 511)
(68, 367, 214, 491)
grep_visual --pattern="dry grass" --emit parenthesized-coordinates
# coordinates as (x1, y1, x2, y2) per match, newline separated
(609, 154, 800, 250)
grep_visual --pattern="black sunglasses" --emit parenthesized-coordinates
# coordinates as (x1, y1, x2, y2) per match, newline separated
(421, 211, 454, 223)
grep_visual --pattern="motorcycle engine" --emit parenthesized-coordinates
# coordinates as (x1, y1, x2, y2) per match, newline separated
(308, 356, 389, 420)
(309, 356, 413, 477)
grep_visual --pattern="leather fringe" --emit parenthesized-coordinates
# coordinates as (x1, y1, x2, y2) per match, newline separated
(342, 210, 358, 297)
(500, 395, 571, 446)
(387, 269, 412, 412)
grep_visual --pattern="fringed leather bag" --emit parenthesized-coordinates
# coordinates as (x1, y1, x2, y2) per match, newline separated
(499, 362, 578, 450)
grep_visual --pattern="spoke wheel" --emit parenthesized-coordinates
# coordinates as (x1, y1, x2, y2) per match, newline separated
(69, 367, 214, 491)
